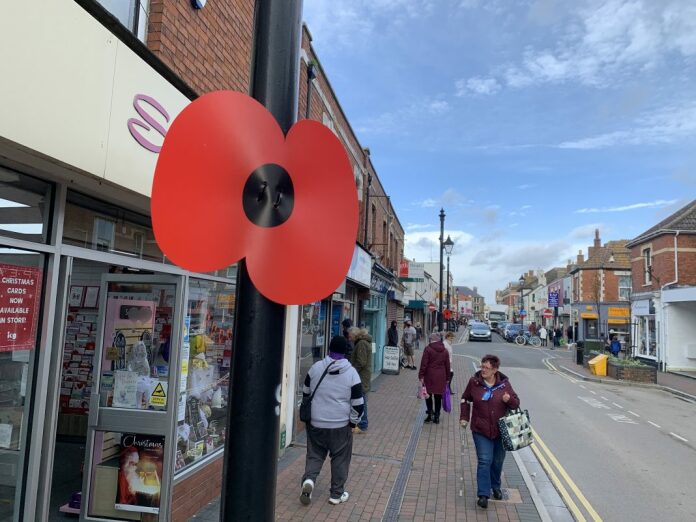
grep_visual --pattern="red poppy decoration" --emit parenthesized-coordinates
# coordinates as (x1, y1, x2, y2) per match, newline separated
(151, 91, 358, 305)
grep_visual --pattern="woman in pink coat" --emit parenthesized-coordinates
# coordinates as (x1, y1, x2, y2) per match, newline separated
(418, 332, 451, 424)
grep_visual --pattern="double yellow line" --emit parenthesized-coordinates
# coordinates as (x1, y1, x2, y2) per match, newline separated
(531, 428, 602, 522)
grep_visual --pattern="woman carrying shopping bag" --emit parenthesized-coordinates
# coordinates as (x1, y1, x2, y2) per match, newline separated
(459, 354, 520, 509)
(418, 332, 451, 424)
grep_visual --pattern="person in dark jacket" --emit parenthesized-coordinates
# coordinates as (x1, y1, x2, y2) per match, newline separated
(342, 318, 354, 358)
(387, 320, 399, 346)
(459, 354, 520, 509)
(419, 332, 451, 424)
(349, 327, 373, 434)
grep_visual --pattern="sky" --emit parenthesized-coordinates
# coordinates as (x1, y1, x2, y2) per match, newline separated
(303, 0, 696, 303)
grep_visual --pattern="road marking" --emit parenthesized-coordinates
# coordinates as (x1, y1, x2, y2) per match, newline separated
(670, 432, 688, 442)
(543, 357, 578, 383)
(611, 402, 624, 409)
(579, 384, 586, 389)
(532, 428, 603, 522)
(600, 396, 609, 401)
(607, 413, 637, 424)
(648, 421, 661, 428)
(590, 390, 597, 395)
(578, 396, 611, 409)
(628, 411, 640, 417)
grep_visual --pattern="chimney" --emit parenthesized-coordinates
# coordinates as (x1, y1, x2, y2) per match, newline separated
(594, 228, 601, 248)
(577, 249, 584, 265)
(473, 286, 478, 295)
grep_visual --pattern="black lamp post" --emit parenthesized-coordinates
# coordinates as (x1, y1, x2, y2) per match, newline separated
(518, 275, 527, 329)
(443, 235, 454, 329)
(438, 209, 445, 331)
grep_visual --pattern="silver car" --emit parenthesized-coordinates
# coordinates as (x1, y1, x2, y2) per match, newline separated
(469, 323, 492, 342)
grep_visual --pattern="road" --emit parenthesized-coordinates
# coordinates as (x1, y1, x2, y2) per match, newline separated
(455, 332, 696, 522)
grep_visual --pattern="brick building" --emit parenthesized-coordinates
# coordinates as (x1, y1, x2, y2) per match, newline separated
(569, 230, 632, 345)
(0, 1, 404, 520)
(626, 200, 696, 370)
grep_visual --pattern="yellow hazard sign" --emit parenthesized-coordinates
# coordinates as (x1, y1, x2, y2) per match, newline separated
(150, 381, 167, 407)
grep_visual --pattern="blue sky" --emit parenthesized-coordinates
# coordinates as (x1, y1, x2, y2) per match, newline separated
(303, 0, 696, 302)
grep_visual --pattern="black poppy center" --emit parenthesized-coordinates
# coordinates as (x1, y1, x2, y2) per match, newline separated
(243, 163, 295, 228)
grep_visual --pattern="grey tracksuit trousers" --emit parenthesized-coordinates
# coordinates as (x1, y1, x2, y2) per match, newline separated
(302, 424, 353, 498)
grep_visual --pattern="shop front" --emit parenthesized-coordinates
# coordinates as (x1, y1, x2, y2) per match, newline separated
(632, 298, 656, 362)
(0, 2, 296, 520)
(365, 265, 392, 375)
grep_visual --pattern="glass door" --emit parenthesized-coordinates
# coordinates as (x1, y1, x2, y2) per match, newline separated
(80, 274, 183, 521)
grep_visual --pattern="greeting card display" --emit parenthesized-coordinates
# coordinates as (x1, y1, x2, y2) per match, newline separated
(115, 433, 164, 514)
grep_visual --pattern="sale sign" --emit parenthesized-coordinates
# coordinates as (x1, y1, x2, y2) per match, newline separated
(0, 263, 42, 352)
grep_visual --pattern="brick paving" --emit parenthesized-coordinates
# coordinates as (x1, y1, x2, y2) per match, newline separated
(191, 347, 542, 521)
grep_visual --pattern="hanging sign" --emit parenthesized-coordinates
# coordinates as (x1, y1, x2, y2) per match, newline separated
(0, 264, 43, 352)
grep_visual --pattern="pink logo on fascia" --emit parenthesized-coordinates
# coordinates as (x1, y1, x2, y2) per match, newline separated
(127, 94, 170, 153)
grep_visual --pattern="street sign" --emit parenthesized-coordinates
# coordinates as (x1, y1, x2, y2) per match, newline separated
(548, 291, 559, 307)
(519, 309, 527, 317)
(428, 304, 437, 312)
(543, 309, 553, 318)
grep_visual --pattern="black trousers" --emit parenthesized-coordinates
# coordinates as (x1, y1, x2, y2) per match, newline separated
(425, 394, 442, 415)
(302, 424, 353, 498)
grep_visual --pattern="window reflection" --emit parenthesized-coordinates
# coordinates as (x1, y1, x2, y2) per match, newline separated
(0, 166, 52, 243)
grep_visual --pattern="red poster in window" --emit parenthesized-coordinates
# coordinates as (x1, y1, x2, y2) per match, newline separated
(0, 263, 43, 352)
(399, 260, 409, 278)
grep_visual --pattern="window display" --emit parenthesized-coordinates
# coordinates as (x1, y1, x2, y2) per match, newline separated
(175, 278, 235, 473)
(0, 250, 45, 521)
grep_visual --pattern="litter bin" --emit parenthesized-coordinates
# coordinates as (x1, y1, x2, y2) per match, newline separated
(576, 341, 585, 365)
(588, 354, 608, 376)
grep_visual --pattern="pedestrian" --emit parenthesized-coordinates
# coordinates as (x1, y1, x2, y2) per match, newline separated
(342, 318, 354, 358)
(300, 335, 364, 506)
(419, 332, 451, 424)
(566, 325, 573, 343)
(387, 320, 399, 346)
(539, 326, 547, 347)
(529, 322, 536, 336)
(610, 335, 621, 358)
(349, 327, 372, 434)
(554, 326, 562, 348)
(443, 330, 455, 382)
(460, 354, 520, 509)
(402, 320, 418, 369)
(415, 322, 424, 350)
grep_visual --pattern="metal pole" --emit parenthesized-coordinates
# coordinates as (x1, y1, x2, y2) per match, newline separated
(446, 255, 450, 329)
(221, 1, 303, 520)
(363, 173, 371, 246)
(438, 208, 445, 331)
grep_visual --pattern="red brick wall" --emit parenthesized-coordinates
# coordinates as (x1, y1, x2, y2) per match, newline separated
(631, 234, 696, 291)
(575, 269, 627, 302)
(147, 0, 254, 95)
(171, 457, 223, 522)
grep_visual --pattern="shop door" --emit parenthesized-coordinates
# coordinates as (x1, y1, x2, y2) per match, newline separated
(80, 274, 183, 522)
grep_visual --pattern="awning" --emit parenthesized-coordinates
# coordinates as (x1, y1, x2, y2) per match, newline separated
(407, 300, 426, 310)
(608, 319, 630, 325)
(581, 313, 598, 319)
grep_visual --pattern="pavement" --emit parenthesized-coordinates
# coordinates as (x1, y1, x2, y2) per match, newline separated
(553, 352, 696, 401)
(191, 334, 546, 521)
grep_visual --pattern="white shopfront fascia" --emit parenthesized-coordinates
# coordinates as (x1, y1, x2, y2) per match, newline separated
(0, 0, 189, 198)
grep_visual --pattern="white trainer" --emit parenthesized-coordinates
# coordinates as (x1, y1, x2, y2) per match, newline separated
(328, 491, 349, 505)
(300, 479, 314, 505)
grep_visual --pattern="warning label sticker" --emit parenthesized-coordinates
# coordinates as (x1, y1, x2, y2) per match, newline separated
(150, 381, 167, 407)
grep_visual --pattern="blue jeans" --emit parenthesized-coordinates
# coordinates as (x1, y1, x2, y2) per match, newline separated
(358, 394, 368, 430)
(472, 431, 506, 497)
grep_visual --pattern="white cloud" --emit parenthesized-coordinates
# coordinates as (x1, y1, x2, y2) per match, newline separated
(568, 223, 604, 239)
(418, 198, 437, 208)
(574, 199, 678, 213)
(406, 223, 435, 231)
(559, 101, 696, 149)
(518, 184, 534, 190)
(355, 97, 451, 136)
(455, 76, 501, 96)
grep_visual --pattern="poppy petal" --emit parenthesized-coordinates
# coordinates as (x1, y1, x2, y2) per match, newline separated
(151, 91, 285, 272)
(247, 120, 359, 304)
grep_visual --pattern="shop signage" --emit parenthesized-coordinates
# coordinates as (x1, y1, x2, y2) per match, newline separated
(548, 291, 559, 307)
(608, 307, 630, 318)
(399, 261, 424, 282)
(370, 274, 390, 294)
(0, 263, 42, 352)
(581, 313, 598, 319)
(346, 245, 372, 287)
(382, 345, 400, 374)
(632, 300, 651, 316)
(127, 94, 170, 153)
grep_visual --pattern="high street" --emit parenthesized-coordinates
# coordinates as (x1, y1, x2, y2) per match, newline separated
(458, 333, 696, 522)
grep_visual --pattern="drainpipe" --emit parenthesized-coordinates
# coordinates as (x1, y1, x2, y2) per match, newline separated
(659, 231, 680, 371)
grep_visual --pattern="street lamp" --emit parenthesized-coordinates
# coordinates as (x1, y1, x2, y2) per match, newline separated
(438, 209, 445, 332)
(518, 275, 530, 330)
(444, 235, 454, 330)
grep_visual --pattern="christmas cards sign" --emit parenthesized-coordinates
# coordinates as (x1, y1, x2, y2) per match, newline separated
(0, 263, 42, 352)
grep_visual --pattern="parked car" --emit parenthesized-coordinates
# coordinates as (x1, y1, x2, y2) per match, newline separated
(503, 323, 523, 342)
(496, 321, 509, 335)
(469, 323, 492, 342)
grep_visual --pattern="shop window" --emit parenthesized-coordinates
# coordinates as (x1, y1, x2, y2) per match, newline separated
(0, 166, 52, 243)
(63, 191, 165, 262)
(96, 0, 150, 42)
(0, 249, 45, 520)
(296, 301, 328, 428)
(175, 279, 235, 474)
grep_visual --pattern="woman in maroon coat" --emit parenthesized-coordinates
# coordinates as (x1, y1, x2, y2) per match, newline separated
(418, 332, 451, 424)
(460, 354, 520, 509)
